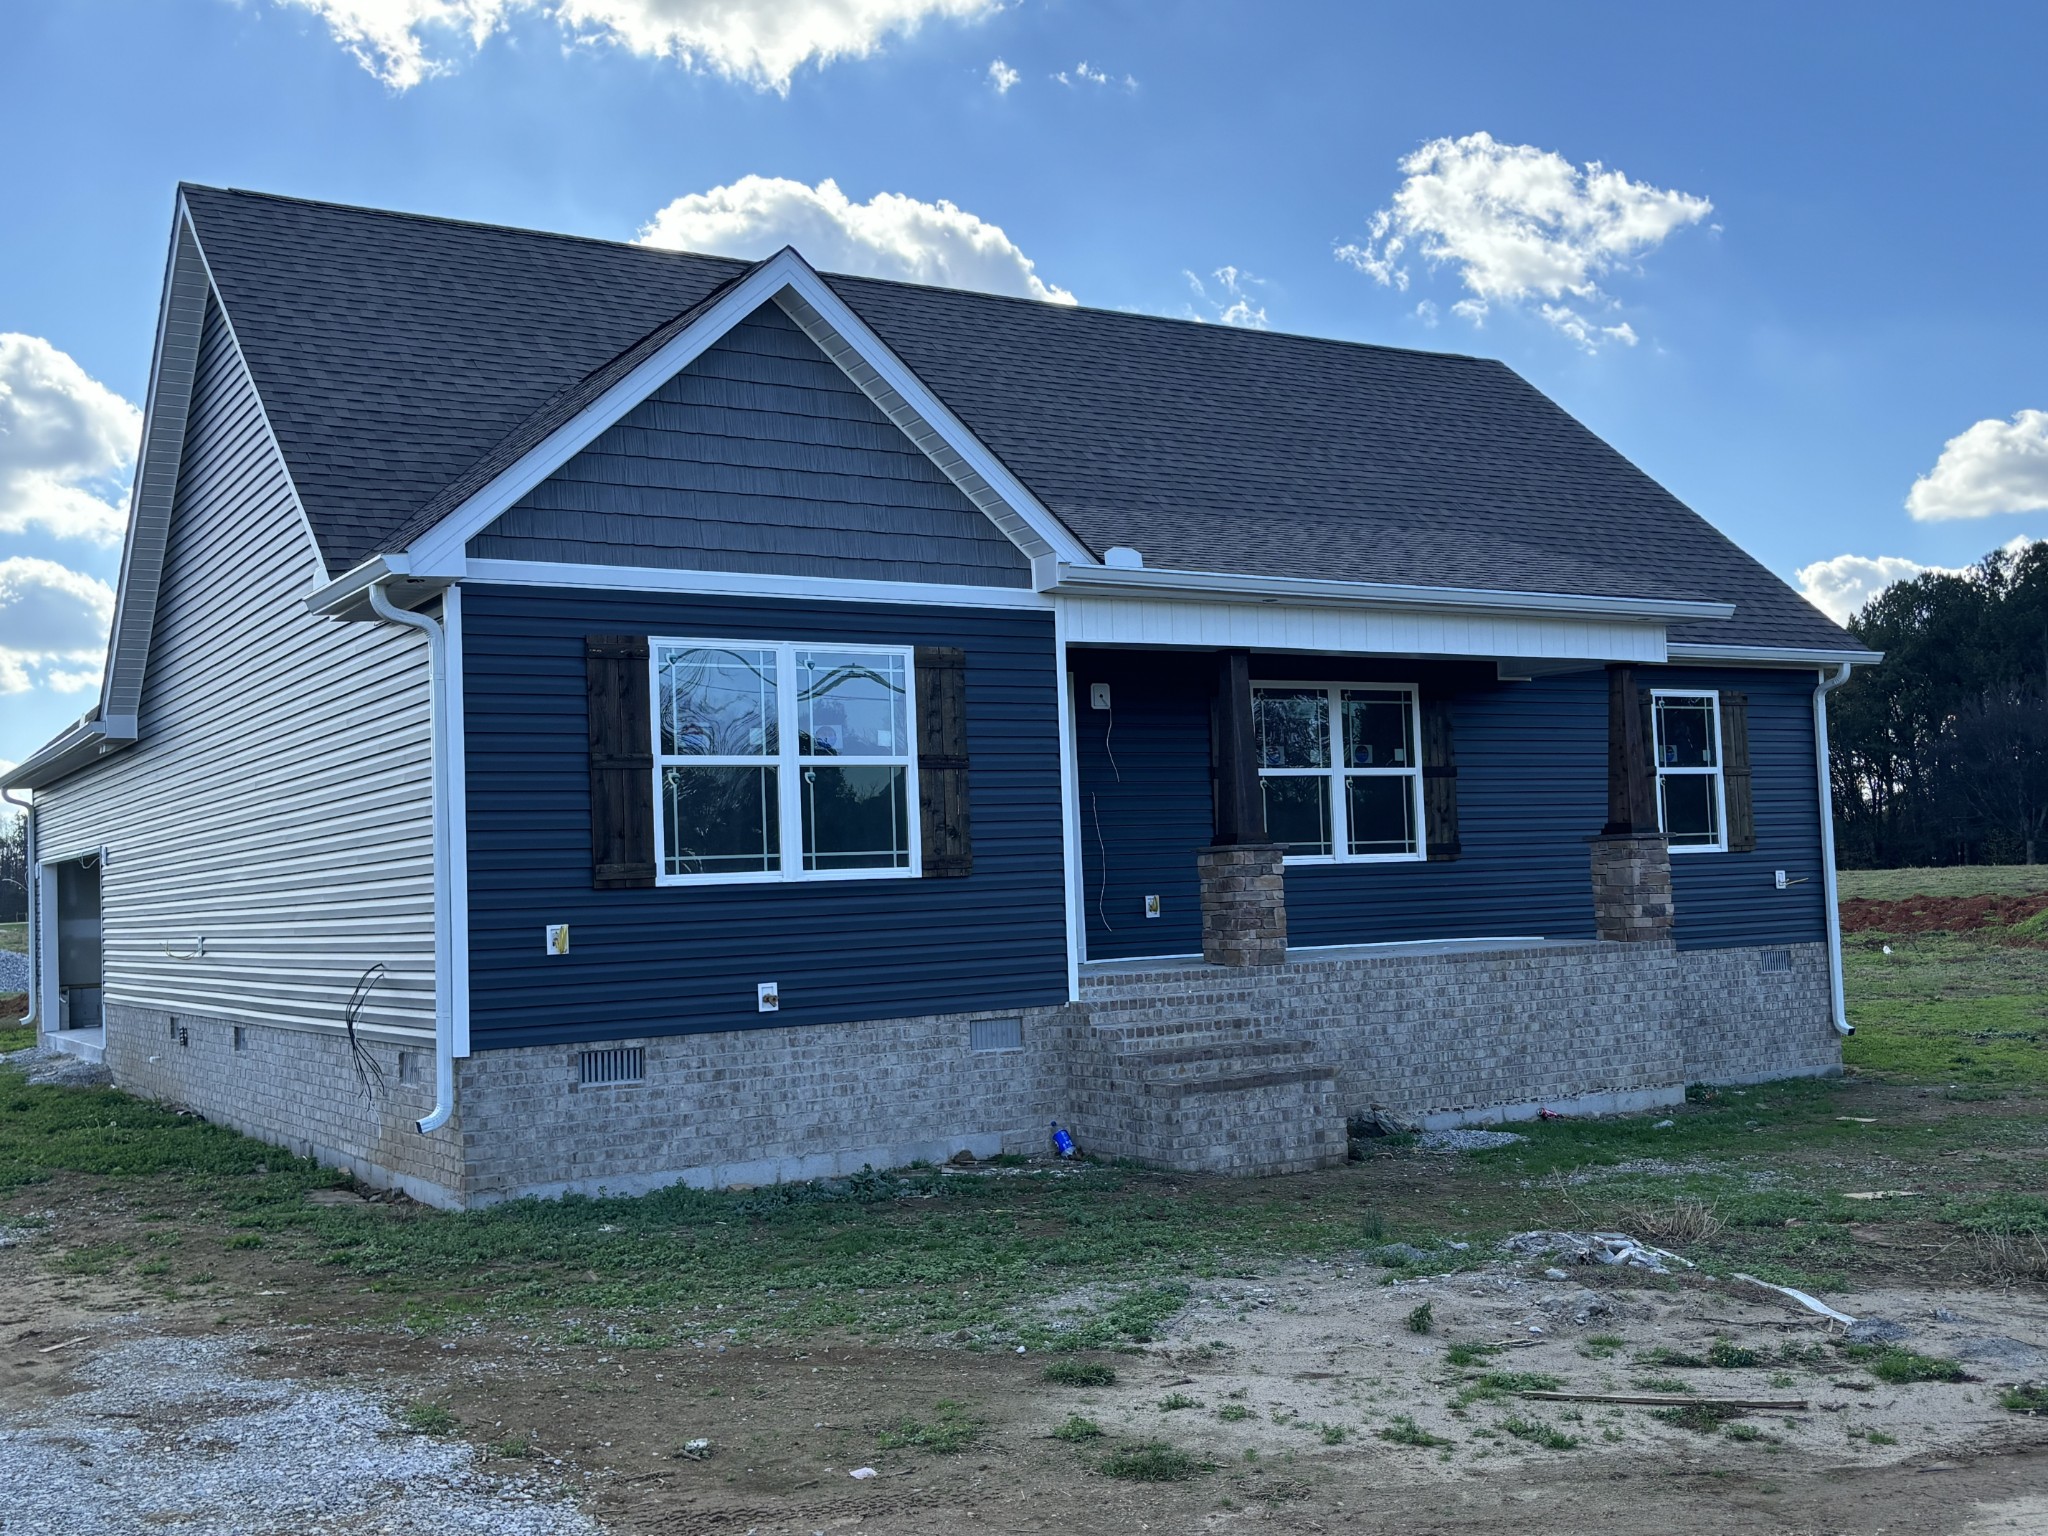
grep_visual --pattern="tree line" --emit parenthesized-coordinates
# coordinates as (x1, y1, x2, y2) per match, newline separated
(1831, 539, 2048, 867)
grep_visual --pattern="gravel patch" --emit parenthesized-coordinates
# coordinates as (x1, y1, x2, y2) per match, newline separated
(0, 950, 28, 993)
(0, 1333, 605, 1535)
(1, 1043, 111, 1088)
(1414, 1128, 1525, 1152)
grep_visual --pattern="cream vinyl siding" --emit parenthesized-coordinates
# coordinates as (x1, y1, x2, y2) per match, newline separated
(33, 298, 435, 1036)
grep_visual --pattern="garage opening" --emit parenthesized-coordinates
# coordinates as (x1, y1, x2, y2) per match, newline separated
(55, 858, 102, 1032)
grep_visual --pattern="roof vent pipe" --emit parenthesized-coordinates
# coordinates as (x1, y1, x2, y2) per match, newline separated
(1813, 663, 1855, 1038)
(364, 581, 456, 1132)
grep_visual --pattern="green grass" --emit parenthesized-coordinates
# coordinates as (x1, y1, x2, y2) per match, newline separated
(1838, 867, 2048, 900)
(1444, 1341, 1502, 1367)
(1838, 1344, 1966, 1384)
(1042, 1359, 1116, 1387)
(878, 1401, 980, 1454)
(0, 923, 25, 955)
(1404, 1301, 1433, 1334)
(1842, 920, 2048, 1088)
(1651, 1403, 1744, 1434)
(1216, 1403, 1252, 1423)
(1379, 1414, 1452, 1448)
(1498, 1413, 1580, 1450)
(1157, 1392, 1201, 1412)
(400, 1402, 457, 1435)
(1052, 1414, 1103, 1442)
(1098, 1442, 1204, 1481)
(2000, 1384, 2048, 1415)
(0, 1024, 31, 1054)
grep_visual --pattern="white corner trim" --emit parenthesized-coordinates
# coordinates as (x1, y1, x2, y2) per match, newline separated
(443, 583, 472, 1059)
(401, 247, 1094, 576)
(460, 557, 1053, 610)
(1053, 599, 1084, 998)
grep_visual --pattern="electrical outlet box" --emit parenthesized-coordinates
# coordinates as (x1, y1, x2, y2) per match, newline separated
(1144, 894, 1162, 919)
(1089, 683, 1111, 710)
(545, 923, 571, 955)
(757, 981, 780, 1013)
(1774, 870, 1788, 890)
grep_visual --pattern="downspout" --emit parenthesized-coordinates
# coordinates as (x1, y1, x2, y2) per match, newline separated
(2, 788, 38, 1036)
(364, 581, 455, 1132)
(1813, 663, 1855, 1037)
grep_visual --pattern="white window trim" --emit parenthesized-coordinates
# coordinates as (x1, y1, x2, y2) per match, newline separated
(1651, 687, 1728, 855)
(1253, 681, 1427, 866)
(649, 637, 922, 886)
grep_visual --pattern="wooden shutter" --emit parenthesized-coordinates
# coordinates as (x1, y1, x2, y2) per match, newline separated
(915, 645, 972, 878)
(1420, 695, 1461, 861)
(1719, 692, 1755, 853)
(586, 635, 655, 889)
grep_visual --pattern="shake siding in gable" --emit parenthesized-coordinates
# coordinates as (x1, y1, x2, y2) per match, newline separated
(460, 584, 1066, 1051)
(31, 299, 436, 1034)
(467, 302, 1033, 587)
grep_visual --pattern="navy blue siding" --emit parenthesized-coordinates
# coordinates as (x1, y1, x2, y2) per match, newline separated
(469, 303, 1031, 587)
(1658, 667, 1828, 951)
(1073, 655, 1827, 959)
(461, 585, 1065, 1050)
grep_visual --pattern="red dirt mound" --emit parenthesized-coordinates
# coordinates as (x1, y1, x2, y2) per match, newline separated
(1839, 891, 2048, 936)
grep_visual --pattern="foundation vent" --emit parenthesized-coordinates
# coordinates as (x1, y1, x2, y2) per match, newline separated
(968, 1017, 1024, 1054)
(1761, 949, 1793, 974)
(578, 1046, 646, 1086)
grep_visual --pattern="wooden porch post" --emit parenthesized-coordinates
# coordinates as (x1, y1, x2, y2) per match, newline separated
(1212, 649, 1266, 846)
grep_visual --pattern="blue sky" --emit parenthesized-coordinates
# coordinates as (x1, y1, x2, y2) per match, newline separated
(3, 0, 2045, 767)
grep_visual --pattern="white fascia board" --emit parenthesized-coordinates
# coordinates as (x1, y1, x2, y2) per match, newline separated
(460, 557, 1053, 611)
(400, 248, 1092, 578)
(1054, 561, 1735, 623)
(1664, 642, 1884, 667)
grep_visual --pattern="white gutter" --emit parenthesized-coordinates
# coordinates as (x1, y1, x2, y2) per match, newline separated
(1813, 663, 1855, 1037)
(1053, 561, 1737, 623)
(364, 580, 456, 1132)
(2, 789, 38, 1038)
(1669, 642, 1885, 667)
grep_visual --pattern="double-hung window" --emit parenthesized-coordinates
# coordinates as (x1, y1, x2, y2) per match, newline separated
(1252, 683, 1425, 862)
(652, 639, 919, 883)
(1651, 689, 1726, 853)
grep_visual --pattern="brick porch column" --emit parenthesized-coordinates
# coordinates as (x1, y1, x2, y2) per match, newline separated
(1197, 842, 1288, 966)
(1589, 833, 1674, 942)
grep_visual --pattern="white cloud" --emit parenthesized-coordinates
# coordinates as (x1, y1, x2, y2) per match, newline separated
(0, 557, 114, 697)
(986, 56, 1017, 93)
(1052, 59, 1134, 88)
(1450, 298, 1488, 327)
(1183, 266, 1268, 330)
(1905, 410, 2048, 522)
(1794, 536, 2040, 623)
(0, 335, 139, 547)
(1337, 131, 1710, 352)
(274, 0, 999, 92)
(1414, 300, 1439, 328)
(638, 176, 1076, 303)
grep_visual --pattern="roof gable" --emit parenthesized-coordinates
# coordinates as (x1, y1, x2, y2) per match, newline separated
(470, 300, 1033, 587)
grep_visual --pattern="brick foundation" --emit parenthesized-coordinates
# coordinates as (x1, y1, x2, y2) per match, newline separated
(1196, 843, 1288, 966)
(98, 939, 1838, 1202)
(1590, 834, 1674, 942)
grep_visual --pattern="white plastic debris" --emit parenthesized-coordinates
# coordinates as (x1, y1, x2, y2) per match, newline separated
(1654, 1119, 1676, 1129)
(1732, 1273, 1856, 1325)
(1502, 1230, 1696, 1274)
(849, 1467, 878, 1480)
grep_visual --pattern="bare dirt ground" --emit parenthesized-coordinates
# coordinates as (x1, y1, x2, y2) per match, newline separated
(5, 1199, 2047, 1536)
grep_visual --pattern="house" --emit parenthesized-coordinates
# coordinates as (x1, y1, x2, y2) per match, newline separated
(5, 187, 1879, 1208)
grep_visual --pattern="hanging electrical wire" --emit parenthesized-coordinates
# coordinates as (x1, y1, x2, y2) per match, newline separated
(344, 963, 388, 1100)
